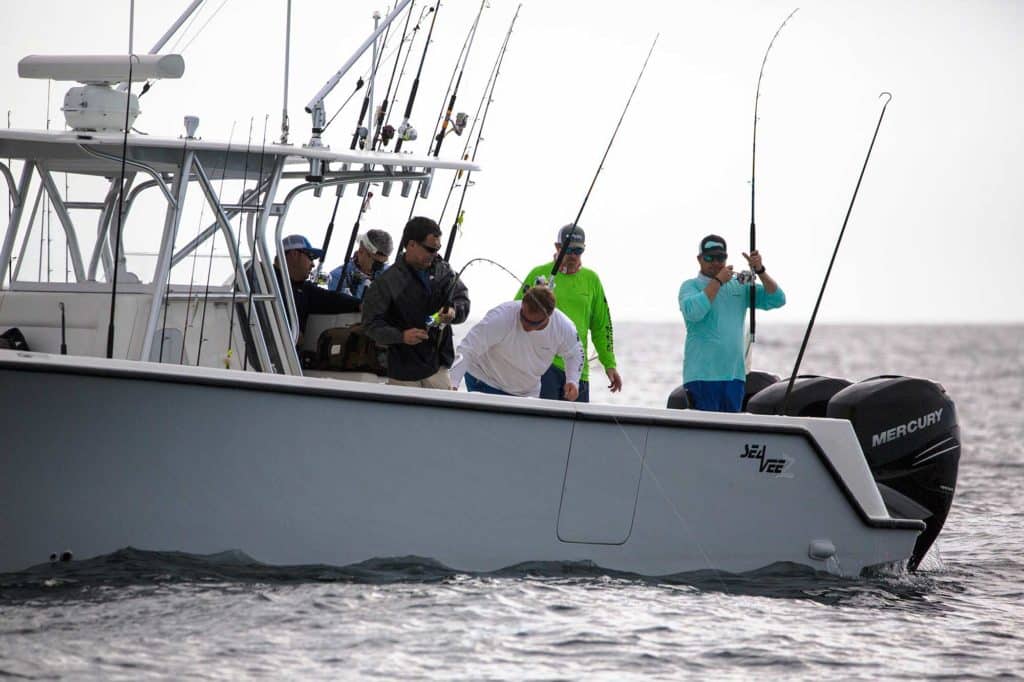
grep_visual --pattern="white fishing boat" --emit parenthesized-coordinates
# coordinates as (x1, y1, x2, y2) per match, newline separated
(0, 2, 959, 578)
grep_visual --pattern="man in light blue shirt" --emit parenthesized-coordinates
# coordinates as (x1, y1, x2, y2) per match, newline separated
(678, 234, 786, 412)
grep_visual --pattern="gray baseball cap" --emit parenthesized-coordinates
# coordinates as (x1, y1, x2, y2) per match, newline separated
(557, 224, 585, 247)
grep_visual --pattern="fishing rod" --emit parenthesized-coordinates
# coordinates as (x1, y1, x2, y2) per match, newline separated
(406, 2, 485, 217)
(430, 255, 530, 331)
(372, 0, 416, 150)
(105, 50, 137, 359)
(442, 4, 521, 262)
(392, 0, 442, 156)
(748, 8, 798, 356)
(781, 92, 893, 414)
(379, 4, 433, 149)
(432, 0, 487, 157)
(549, 35, 658, 283)
(338, 190, 374, 278)
(350, 10, 388, 152)
(195, 121, 237, 365)
(314, 12, 400, 280)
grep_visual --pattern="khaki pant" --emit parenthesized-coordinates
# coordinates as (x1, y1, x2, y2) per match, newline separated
(388, 368, 452, 391)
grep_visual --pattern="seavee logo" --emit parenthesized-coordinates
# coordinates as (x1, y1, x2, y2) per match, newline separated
(871, 408, 943, 447)
(740, 443, 789, 475)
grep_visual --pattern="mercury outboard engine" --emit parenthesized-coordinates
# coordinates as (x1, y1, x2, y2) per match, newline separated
(827, 376, 960, 570)
(746, 375, 853, 417)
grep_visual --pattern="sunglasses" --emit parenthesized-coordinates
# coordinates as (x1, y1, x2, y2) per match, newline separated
(565, 246, 585, 256)
(520, 308, 549, 329)
(418, 241, 440, 254)
(702, 254, 727, 263)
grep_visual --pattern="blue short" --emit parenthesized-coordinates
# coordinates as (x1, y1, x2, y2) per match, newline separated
(684, 379, 745, 413)
(539, 365, 590, 403)
(465, 372, 510, 396)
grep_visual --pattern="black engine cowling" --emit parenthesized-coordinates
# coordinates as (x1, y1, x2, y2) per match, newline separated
(827, 376, 960, 570)
(745, 375, 853, 417)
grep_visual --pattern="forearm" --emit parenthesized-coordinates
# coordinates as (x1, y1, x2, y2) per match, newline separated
(758, 270, 778, 294)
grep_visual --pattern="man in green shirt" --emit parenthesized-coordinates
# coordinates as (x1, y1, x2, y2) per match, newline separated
(516, 224, 622, 402)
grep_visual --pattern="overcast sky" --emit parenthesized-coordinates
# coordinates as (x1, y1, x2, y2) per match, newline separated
(2, 0, 1022, 323)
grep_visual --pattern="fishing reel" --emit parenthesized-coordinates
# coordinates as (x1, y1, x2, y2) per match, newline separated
(397, 121, 417, 142)
(379, 124, 395, 147)
(452, 112, 468, 135)
(355, 125, 369, 148)
(736, 270, 755, 285)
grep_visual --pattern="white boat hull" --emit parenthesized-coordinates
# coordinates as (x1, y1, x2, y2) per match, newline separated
(0, 350, 922, 577)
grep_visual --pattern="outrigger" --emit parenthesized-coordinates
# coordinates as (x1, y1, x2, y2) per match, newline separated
(0, 3, 959, 578)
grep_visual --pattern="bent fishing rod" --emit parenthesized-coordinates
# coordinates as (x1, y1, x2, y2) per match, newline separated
(748, 8, 798, 353)
(548, 34, 659, 284)
(442, 4, 522, 262)
(781, 92, 893, 414)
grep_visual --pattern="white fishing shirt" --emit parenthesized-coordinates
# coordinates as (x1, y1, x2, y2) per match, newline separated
(451, 301, 584, 397)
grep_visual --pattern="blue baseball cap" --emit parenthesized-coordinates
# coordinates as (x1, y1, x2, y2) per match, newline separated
(282, 234, 324, 259)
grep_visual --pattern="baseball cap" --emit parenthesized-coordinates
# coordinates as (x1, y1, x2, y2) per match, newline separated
(557, 224, 586, 247)
(282, 234, 324, 259)
(699, 234, 727, 256)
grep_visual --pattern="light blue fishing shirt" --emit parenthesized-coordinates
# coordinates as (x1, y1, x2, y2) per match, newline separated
(678, 275, 786, 383)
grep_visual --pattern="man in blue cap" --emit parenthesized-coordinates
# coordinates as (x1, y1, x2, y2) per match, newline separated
(280, 234, 360, 337)
(678, 234, 786, 412)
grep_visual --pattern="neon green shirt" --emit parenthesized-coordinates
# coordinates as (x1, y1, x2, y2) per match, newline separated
(516, 263, 616, 382)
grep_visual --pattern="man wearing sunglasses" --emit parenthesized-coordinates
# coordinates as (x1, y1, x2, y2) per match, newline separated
(451, 285, 584, 399)
(516, 224, 622, 403)
(326, 229, 394, 300)
(361, 217, 470, 389)
(678, 234, 786, 412)
(278, 234, 361, 338)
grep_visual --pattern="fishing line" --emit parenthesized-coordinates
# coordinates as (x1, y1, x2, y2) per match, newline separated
(105, 50, 138, 359)
(551, 35, 658, 281)
(158, 139, 192, 364)
(242, 115, 270, 371)
(408, 1, 483, 218)
(195, 121, 237, 365)
(176, 0, 231, 55)
(606, 412, 732, 594)
(225, 117, 255, 368)
(782, 93, 893, 414)
(747, 8, 798, 361)
(372, 0, 416, 150)
(441, 4, 520, 262)
(393, 0, 442, 156)
(323, 8, 414, 134)
(431, 0, 487, 158)
(382, 4, 433, 135)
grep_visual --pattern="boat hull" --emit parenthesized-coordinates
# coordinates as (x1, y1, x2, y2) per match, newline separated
(0, 351, 921, 577)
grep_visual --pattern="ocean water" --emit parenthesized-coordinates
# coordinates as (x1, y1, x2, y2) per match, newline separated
(2, 323, 1022, 679)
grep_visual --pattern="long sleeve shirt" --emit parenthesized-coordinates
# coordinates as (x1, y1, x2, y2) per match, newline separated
(515, 263, 616, 382)
(678, 274, 786, 383)
(361, 256, 470, 381)
(451, 301, 584, 397)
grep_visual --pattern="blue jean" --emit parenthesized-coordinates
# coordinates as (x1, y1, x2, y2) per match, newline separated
(539, 365, 590, 403)
(684, 380, 745, 412)
(465, 372, 510, 396)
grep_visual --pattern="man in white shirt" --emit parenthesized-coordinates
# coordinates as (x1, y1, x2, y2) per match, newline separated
(451, 286, 584, 400)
